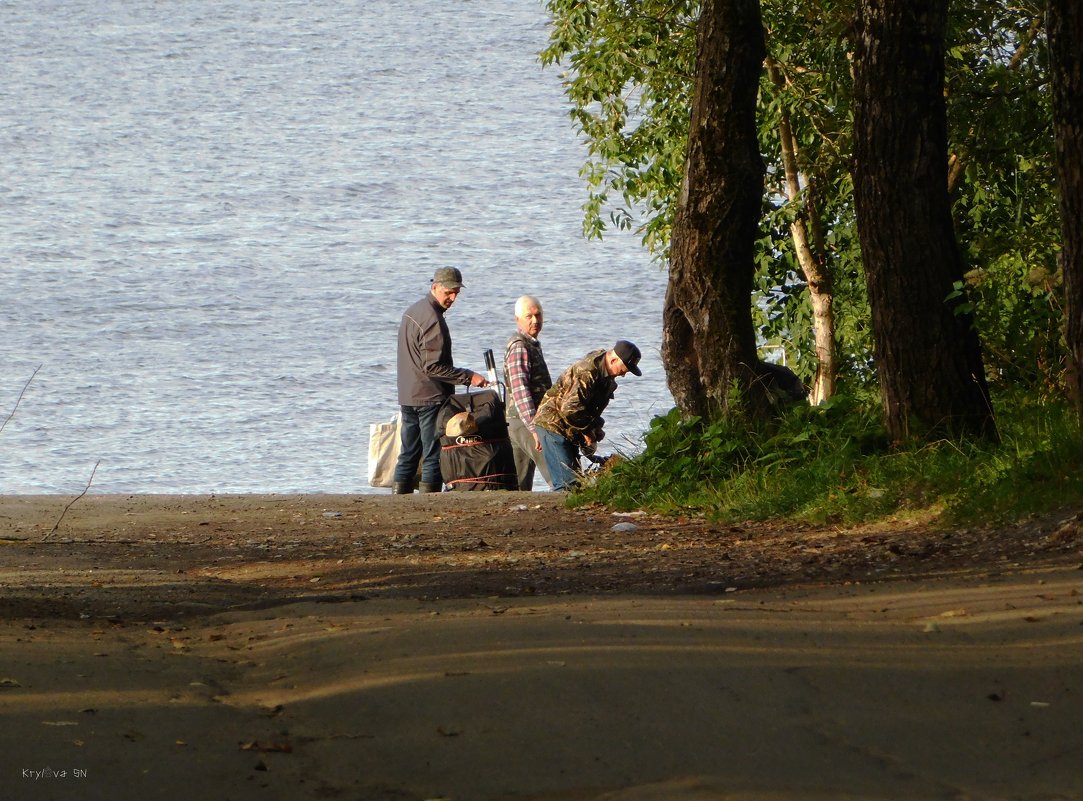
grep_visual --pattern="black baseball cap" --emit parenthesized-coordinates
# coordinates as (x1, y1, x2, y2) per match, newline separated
(613, 340, 642, 376)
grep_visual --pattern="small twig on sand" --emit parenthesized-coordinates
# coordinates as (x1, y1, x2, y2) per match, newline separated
(1, 364, 42, 435)
(43, 460, 101, 542)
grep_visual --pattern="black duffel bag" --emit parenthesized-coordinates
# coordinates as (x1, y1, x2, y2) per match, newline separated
(436, 389, 516, 491)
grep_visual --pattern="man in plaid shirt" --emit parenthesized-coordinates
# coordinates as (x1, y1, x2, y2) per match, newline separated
(502, 295, 553, 490)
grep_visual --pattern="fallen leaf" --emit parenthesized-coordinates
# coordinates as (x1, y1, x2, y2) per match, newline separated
(239, 740, 292, 753)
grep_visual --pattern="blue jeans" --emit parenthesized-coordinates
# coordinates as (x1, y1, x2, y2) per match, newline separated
(394, 404, 442, 486)
(537, 426, 580, 491)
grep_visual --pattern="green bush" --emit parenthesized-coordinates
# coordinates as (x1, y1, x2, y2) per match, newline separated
(573, 392, 1083, 528)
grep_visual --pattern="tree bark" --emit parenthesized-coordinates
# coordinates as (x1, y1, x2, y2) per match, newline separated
(768, 58, 836, 405)
(663, 0, 768, 420)
(1049, 0, 1083, 416)
(851, 0, 996, 442)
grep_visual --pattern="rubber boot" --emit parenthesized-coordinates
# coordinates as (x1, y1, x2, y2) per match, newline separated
(391, 480, 415, 495)
(418, 481, 443, 493)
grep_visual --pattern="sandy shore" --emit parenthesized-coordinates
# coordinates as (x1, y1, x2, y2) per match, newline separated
(2, 494, 1082, 800)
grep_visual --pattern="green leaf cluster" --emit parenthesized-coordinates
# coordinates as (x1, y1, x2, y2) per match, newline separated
(541, 0, 697, 251)
(543, 0, 1066, 397)
(945, 1, 1062, 393)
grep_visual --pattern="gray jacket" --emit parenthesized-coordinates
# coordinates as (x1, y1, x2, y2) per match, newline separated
(396, 294, 473, 405)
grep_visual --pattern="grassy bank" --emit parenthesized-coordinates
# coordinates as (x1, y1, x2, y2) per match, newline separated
(574, 392, 1083, 528)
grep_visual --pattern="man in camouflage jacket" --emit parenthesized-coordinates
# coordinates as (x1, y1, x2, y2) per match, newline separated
(533, 340, 642, 490)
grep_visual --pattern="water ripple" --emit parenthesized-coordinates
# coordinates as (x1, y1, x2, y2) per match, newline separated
(0, 0, 671, 494)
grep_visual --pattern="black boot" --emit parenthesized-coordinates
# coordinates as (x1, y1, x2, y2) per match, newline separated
(418, 481, 443, 493)
(391, 480, 415, 495)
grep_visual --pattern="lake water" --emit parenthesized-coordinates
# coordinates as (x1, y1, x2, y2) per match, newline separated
(0, 0, 673, 494)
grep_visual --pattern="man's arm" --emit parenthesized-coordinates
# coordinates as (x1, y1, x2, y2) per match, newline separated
(414, 315, 476, 386)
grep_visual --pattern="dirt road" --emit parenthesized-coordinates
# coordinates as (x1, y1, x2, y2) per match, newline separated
(2, 493, 1082, 800)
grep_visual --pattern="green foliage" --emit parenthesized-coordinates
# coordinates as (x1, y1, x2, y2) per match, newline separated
(542, 0, 1067, 395)
(540, 0, 697, 252)
(541, 0, 871, 388)
(946, 393, 1083, 521)
(944, 0, 1064, 394)
(950, 261, 1064, 394)
(577, 391, 886, 513)
(574, 393, 1083, 528)
(545, 0, 1078, 535)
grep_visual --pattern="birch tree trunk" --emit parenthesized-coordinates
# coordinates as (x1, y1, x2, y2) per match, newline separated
(851, 0, 996, 442)
(768, 59, 836, 405)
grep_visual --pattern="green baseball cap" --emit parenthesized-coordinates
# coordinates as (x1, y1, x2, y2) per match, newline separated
(432, 267, 464, 289)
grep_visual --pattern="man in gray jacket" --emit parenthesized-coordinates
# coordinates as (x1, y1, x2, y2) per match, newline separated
(393, 267, 487, 494)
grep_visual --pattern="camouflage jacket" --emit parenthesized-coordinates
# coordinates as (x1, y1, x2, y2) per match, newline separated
(532, 349, 614, 445)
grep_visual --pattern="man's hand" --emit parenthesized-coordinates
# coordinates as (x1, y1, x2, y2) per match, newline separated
(469, 372, 488, 388)
(579, 432, 599, 457)
(531, 430, 542, 452)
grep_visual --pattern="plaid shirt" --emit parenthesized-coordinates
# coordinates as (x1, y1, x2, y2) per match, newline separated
(506, 337, 541, 430)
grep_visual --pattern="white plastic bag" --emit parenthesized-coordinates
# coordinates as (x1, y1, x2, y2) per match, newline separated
(367, 413, 403, 488)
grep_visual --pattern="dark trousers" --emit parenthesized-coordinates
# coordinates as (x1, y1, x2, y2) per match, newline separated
(394, 404, 441, 486)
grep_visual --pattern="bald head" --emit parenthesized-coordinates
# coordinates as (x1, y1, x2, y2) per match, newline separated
(514, 295, 543, 339)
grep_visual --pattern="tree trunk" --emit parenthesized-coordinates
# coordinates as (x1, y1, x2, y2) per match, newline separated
(1049, 0, 1083, 416)
(768, 58, 836, 405)
(851, 0, 996, 442)
(663, 0, 768, 420)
